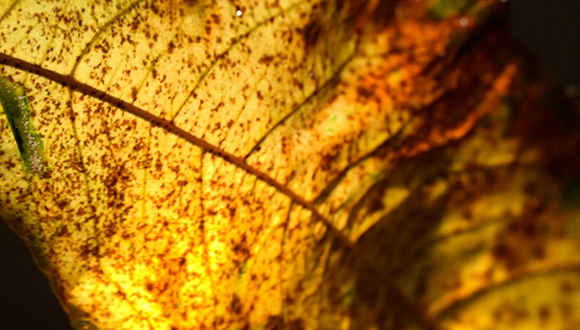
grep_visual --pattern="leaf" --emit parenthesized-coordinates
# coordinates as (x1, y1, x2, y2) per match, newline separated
(0, 0, 579, 329)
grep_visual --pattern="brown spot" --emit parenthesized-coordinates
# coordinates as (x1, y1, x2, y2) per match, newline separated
(131, 19, 140, 31)
(57, 200, 69, 210)
(298, 20, 321, 51)
(532, 245, 546, 259)
(230, 294, 242, 314)
(560, 281, 573, 294)
(150, 3, 159, 15)
(265, 315, 283, 330)
(80, 243, 97, 258)
(538, 305, 550, 322)
(367, 198, 384, 214)
(131, 87, 138, 100)
(491, 243, 507, 260)
(356, 85, 374, 100)
(259, 54, 275, 64)
(57, 226, 68, 237)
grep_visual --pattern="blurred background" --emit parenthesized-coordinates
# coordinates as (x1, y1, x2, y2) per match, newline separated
(510, 0, 580, 97)
(0, 0, 579, 329)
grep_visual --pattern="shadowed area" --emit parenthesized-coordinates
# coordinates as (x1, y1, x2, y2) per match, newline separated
(0, 218, 72, 330)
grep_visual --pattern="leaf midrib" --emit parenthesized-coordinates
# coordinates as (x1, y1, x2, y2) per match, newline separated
(0, 51, 336, 243)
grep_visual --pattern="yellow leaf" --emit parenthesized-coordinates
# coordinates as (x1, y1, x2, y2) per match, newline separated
(0, 0, 579, 329)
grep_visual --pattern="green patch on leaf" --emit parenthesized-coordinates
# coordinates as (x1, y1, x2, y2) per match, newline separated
(0, 76, 46, 174)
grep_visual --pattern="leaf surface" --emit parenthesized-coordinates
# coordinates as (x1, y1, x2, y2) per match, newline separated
(0, 0, 579, 329)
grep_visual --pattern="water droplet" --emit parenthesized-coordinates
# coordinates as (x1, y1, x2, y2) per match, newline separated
(236, 9, 242, 17)
(459, 17, 469, 27)
(308, 71, 314, 78)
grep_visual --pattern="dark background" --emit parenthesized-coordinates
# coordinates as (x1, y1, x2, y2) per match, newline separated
(1, 0, 579, 329)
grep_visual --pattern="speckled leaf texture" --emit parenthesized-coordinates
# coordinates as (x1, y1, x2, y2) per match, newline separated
(0, 0, 579, 329)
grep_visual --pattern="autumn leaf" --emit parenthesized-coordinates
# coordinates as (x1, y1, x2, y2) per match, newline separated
(0, 0, 579, 329)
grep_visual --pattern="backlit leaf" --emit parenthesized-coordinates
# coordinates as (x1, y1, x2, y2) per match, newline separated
(0, 0, 578, 329)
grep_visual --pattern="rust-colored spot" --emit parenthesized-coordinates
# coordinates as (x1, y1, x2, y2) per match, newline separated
(131, 87, 138, 100)
(561, 281, 573, 294)
(538, 305, 550, 322)
(57, 226, 68, 237)
(259, 54, 275, 64)
(229, 294, 242, 314)
(298, 20, 320, 52)
(356, 85, 374, 100)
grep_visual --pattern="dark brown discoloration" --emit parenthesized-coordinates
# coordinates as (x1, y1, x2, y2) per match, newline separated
(538, 305, 550, 322)
(298, 20, 321, 52)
